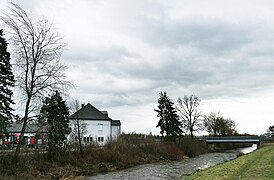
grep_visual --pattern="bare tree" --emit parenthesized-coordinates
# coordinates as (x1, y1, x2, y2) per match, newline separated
(204, 111, 237, 136)
(69, 99, 86, 153)
(203, 111, 223, 136)
(176, 95, 203, 137)
(1, 3, 70, 157)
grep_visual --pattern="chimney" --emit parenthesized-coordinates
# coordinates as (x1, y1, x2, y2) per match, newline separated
(101, 111, 108, 117)
(81, 104, 85, 108)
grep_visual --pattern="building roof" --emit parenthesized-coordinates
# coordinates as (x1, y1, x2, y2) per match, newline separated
(111, 120, 121, 126)
(69, 103, 111, 120)
(100, 111, 108, 117)
(7, 124, 48, 133)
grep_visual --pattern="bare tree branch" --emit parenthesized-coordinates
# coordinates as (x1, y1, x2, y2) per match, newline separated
(0, 2, 72, 158)
(176, 95, 203, 137)
(69, 99, 86, 153)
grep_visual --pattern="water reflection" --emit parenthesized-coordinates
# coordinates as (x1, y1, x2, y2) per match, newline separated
(238, 144, 257, 154)
(226, 144, 258, 155)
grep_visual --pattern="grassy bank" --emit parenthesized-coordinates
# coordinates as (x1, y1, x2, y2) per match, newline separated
(183, 144, 274, 180)
(0, 133, 207, 179)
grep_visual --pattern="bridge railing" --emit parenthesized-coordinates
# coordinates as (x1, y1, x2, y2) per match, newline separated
(206, 136, 260, 143)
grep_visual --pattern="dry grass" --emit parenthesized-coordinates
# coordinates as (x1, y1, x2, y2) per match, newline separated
(0, 133, 207, 179)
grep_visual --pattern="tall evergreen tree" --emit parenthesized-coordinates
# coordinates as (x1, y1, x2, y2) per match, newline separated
(40, 91, 69, 156)
(0, 29, 15, 134)
(155, 92, 182, 141)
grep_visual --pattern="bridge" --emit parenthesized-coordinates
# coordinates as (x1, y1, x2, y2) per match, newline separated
(206, 136, 261, 145)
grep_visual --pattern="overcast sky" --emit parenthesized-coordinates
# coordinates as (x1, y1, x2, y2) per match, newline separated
(1, 0, 274, 135)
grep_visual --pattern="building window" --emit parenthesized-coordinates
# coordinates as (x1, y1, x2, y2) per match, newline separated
(98, 124, 103, 131)
(98, 137, 104, 142)
(83, 136, 93, 143)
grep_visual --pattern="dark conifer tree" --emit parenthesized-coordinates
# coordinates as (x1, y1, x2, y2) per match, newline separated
(266, 125, 274, 138)
(0, 29, 15, 134)
(155, 92, 182, 141)
(40, 91, 69, 157)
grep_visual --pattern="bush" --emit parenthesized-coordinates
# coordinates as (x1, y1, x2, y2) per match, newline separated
(0, 133, 208, 179)
(178, 136, 207, 157)
(158, 143, 185, 160)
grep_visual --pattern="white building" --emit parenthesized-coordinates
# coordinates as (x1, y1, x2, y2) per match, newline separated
(68, 103, 121, 145)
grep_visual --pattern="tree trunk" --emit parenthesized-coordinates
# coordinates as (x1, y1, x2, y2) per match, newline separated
(14, 96, 31, 158)
(190, 126, 194, 138)
(77, 120, 83, 153)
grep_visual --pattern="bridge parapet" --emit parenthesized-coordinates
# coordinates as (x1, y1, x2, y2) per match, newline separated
(206, 136, 260, 144)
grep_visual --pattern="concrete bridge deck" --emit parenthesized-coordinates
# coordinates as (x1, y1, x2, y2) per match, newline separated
(206, 136, 260, 144)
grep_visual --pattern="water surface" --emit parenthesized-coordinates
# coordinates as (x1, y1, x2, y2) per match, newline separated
(87, 145, 257, 180)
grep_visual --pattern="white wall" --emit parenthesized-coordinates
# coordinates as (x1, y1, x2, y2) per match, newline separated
(69, 119, 111, 145)
(111, 125, 121, 140)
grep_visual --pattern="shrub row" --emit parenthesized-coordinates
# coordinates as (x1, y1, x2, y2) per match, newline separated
(0, 133, 207, 179)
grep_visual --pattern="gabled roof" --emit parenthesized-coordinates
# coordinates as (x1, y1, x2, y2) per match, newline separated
(69, 103, 111, 120)
(8, 124, 48, 133)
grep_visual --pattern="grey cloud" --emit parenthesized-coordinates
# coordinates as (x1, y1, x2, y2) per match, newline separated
(64, 1, 274, 107)
(64, 44, 139, 64)
(137, 18, 253, 55)
(5, 0, 274, 135)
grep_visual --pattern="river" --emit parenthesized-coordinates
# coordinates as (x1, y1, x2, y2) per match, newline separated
(87, 144, 257, 180)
